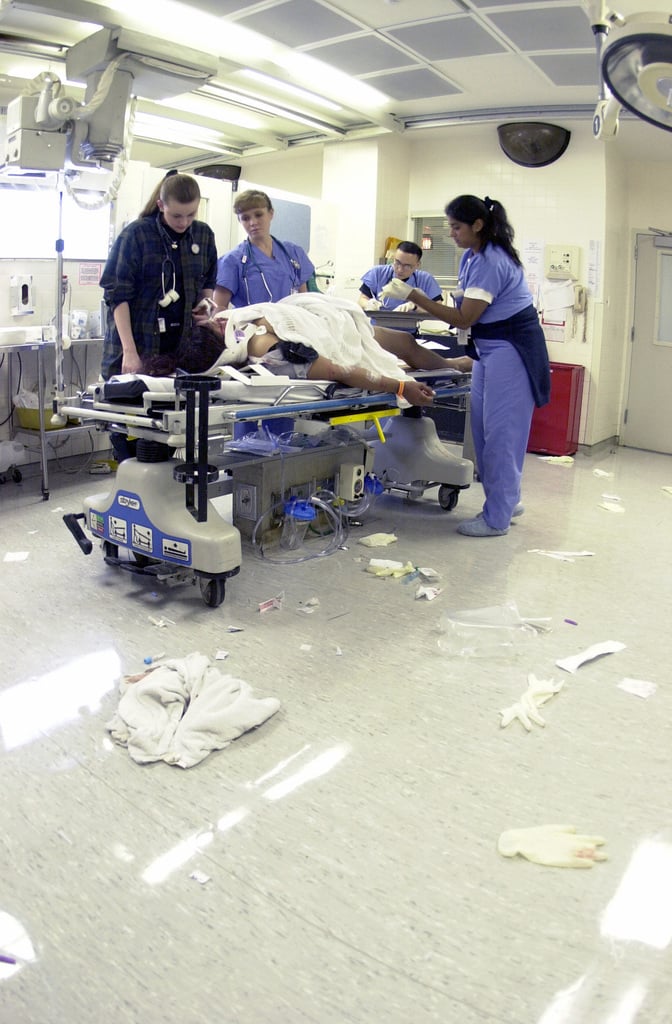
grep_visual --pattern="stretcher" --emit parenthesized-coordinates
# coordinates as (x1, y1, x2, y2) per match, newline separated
(61, 366, 472, 607)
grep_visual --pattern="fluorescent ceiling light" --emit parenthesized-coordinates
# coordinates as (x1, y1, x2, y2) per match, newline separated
(200, 83, 346, 135)
(132, 113, 242, 154)
(238, 69, 342, 112)
(154, 93, 265, 131)
(105, 0, 276, 61)
(273, 50, 391, 112)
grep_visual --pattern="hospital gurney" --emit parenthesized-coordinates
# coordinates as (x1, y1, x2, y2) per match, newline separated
(61, 367, 472, 607)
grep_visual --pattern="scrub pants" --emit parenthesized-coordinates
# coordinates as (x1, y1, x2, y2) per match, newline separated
(469, 337, 535, 530)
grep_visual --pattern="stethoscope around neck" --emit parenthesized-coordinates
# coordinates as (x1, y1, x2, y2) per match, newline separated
(157, 214, 196, 308)
(241, 236, 301, 303)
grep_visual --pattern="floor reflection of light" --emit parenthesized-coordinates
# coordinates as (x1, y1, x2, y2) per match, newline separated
(0, 911, 36, 981)
(601, 839, 672, 949)
(142, 830, 214, 886)
(263, 743, 351, 801)
(604, 981, 647, 1024)
(0, 649, 120, 751)
(537, 974, 586, 1023)
(216, 808, 250, 832)
(249, 745, 311, 788)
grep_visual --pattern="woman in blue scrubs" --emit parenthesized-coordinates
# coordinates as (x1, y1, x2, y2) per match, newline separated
(381, 194, 550, 537)
(214, 189, 314, 309)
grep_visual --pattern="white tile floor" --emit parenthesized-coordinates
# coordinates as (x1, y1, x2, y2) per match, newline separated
(1, 443, 672, 1024)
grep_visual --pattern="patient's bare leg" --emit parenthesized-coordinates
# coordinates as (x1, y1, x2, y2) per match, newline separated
(373, 326, 470, 371)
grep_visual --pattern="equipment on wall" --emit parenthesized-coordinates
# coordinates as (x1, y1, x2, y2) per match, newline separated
(585, 2, 672, 139)
(497, 122, 571, 167)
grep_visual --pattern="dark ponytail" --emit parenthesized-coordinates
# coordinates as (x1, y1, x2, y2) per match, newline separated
(445, 194, 522, 266)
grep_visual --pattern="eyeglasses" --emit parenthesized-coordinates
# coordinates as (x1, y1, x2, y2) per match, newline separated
(393, 259, 417, 271)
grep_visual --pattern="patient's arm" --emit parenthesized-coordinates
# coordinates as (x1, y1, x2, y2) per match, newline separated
(306, 356, 435, 407)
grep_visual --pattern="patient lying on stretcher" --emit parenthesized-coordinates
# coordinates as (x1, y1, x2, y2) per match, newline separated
(147, 293, 471, 408)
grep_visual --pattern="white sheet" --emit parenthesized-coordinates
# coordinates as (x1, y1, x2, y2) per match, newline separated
(107, 652, 280, 768)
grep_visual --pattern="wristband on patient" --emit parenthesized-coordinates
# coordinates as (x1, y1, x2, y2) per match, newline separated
(397, 380, 405, 398)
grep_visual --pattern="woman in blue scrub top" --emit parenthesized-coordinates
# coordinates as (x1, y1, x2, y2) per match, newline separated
(381, 194, 550, 537)
(214, 189, 315, 309)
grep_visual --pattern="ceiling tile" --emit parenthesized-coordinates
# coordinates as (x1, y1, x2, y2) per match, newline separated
(365, 68, 462, 103)
(308, 35, 414, 76)
(385, 16, 507, 62)
(488, 6, 592, 52)
(467, 0, 547, 6)
(187, 0, 263, 14)
(530, 53, 598, 87)
(239, 0, 361, 46)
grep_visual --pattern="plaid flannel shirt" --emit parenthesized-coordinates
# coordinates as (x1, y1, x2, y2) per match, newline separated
(100, 213, 217, 378)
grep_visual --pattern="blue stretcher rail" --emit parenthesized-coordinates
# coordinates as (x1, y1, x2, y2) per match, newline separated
(230, 382, 470, 422)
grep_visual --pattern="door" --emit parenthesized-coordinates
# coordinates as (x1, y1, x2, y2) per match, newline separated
(623, 233, 672, 453)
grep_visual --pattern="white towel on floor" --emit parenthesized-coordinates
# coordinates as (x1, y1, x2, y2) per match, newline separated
(107, 652, 280, 768)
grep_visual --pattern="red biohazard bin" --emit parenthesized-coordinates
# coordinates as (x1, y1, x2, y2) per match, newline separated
(527, 362, 585, 456)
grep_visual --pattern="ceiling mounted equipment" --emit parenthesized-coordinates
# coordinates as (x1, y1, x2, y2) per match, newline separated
(585, 3, 672, 139)
(194, 164, 242, 181)
(601, 12, 672, 133)
(2, 26, 218, 172)
(497, 122, 571, 168)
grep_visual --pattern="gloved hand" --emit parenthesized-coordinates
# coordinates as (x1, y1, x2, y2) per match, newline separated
(363, 298, 382, 311)
(395, 301, 416, 312)
(498, 825, 608, 868)
(380, 277, 413, 301)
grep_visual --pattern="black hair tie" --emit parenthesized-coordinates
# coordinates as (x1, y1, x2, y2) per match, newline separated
(483, 195, 494, 211)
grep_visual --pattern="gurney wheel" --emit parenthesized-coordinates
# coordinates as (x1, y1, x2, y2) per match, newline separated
(200, 576, 226, 608)
(438, 485, 460, 512)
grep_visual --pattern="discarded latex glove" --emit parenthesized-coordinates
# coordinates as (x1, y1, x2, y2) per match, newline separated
(380, 277, 413, 301)
(599, 500, 624, 513)
(538, 455, 574, 465)
(358, 532, 398, 547)
(364, 298, 382, 311)
(498, 824, 607, 868)
(366, 559, 414, 578)
(499, 673, 564, 731)
(415, 585, 442, 601)
(366, 558, 404, 576)
(395, 301, 416, 312)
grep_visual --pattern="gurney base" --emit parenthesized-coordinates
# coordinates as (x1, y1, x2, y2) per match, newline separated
(371, 414, 473, 509)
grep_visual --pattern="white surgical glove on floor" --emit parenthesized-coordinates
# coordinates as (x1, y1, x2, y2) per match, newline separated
(499, 674, 564, 730)
(498, 825, 608, 868)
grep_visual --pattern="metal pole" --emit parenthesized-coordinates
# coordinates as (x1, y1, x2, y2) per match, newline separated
(54, 183, 65, 397)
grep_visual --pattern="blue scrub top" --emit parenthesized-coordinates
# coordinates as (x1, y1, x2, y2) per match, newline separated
(457, 244, 533, 322)
(360, 263, 443, 310)
(216, 237, 315, 307)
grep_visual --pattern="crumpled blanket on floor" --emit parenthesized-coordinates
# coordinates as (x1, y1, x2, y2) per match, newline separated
(107, 652, 280, 768)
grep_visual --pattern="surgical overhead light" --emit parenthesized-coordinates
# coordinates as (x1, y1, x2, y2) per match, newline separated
(586, 3, 672, 139)
(602, 13, 672, 132)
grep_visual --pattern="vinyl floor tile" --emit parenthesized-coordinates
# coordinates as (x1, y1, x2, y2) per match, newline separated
(1, 445, 671, 1023)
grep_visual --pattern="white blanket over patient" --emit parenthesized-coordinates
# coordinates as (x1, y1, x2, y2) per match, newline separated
(213, 293, 406, 381)
(107, 652, 280, 768)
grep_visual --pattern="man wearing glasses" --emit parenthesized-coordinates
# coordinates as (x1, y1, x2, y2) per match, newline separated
(358, 241, 443, 314)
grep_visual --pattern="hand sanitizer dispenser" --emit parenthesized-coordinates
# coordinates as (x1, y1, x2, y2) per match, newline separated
(10, 275, 34, 316)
